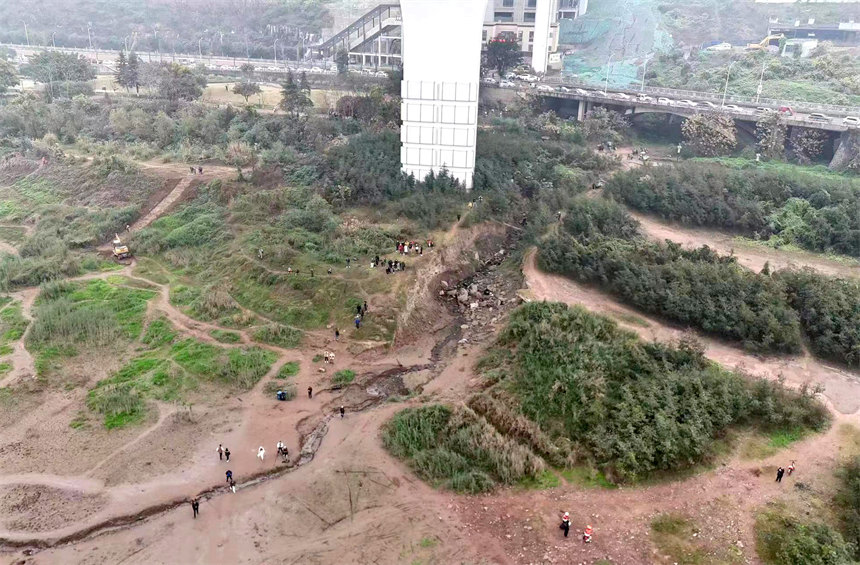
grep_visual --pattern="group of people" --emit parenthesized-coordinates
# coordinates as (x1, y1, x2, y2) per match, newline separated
(322, 350, 336, 364)
(776, 460, 797, 483)
(396, 241, 425, 256)
(189, 165, 204, 175)
(559, 512, 593, 543)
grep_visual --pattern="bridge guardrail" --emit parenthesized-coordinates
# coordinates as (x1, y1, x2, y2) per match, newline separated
(541, 76, 860, 116)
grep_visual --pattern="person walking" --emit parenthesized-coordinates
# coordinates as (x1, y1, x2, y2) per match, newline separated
(362, 301, 368, 315)
(776, 466, 785, 482)
(276, 441, 285, 457)
(257, 446, 266, 462)
(229, 478, 236, 493)
(225, 447, 230, 462)
(217, 444, 224, 461)
(340, 405, 345, 418)
(190, 166, 195, 175)
(198, 165, 203, 174)
(560, 512, 570, 538)
(346, 258, 351, 269)
(582, 524, 593, 544)
(335, 328, 340, 341)
(191, 498, 200, 518)
(354, 315, 361, 329)
(787, 460, 796, 476)
(226, 470, 233, 483)
(308, 386, 313, 399)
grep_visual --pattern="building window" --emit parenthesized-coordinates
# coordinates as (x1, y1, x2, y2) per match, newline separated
(502, 0, 514, 7)
(517, 31, 523, 42)
(524, 12, 536, 23)
(482, 30, 488, 41)
(527, 0, 536, 6)
(494, 11, 514, 22)
(529, 31, 534, 42)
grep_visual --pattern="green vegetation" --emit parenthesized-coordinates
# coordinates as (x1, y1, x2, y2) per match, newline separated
(606, 162, 860, 257)
(264, 381, 296, 399)
(651, 514, 708, 565)
(779, 270, 860, 367)
(836, 456, 860, 560)
(541, 198, 802, 353)
(276, 361, 300, 379)
(332, 369, 355, 386)
(0, 300, 29, 349)
(210, 329, 241, 344)
(87, 316, 276, 428)
(252, 324, 303, 349)
(755, 505, 853, 565)
(480, 302, 828, 482)
(382, 404, 545, 493)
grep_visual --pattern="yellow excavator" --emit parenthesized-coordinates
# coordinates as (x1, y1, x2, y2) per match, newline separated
(112, 234, 131, 261)
(747, 34, 784, 51)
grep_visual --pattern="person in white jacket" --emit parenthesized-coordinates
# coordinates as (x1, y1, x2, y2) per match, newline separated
(257, 446, 266, 461)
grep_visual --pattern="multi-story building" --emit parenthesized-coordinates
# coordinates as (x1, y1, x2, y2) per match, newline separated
(481, 0, 588, 59)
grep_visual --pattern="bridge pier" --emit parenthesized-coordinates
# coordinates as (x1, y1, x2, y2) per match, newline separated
(830, 130, 860, 171)
(577, 100, 586, 121)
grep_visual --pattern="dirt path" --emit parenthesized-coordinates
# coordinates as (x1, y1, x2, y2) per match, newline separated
(523, 249, 860, 415)
(631, 209, 860, 280)
(130, 175, 195, 232)
(0, 289, 37, 388)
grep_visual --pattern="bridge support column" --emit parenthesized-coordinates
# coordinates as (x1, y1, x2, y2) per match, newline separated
(830, 130, 860, 171)
(577, 100, 586, 121)
(400, 0, 485, 189)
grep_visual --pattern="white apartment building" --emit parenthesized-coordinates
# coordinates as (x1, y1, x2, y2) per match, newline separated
(481, 0, 588, 58)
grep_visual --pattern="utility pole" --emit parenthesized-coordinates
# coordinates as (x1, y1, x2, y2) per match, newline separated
(603, 54, 612, 94)
(51, 31, 56, 48)
(22, 21, 30, 47)
(640, 56, 650, 92)
(721, 60, 736, 107)
(755, 60, 767, 104)
(274, 38, 279, 65)
(87, 22, 93, 50)
(198, 37, 203, 58)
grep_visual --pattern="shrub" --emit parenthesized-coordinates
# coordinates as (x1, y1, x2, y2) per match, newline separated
(482, 302, 828, 481)
(332, 369, 355, 386)
(836, 456, 860, 559)
(756, 507, 853, 565)
(252, 323, 303, 348)
(382, 404, 544, 492)
(276, 361, 300, 378)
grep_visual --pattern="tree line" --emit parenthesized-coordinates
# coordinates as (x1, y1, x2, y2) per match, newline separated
(606, 161, 860, 257)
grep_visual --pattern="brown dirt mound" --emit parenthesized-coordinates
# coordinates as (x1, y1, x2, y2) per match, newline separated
(0, 484, 107, 533)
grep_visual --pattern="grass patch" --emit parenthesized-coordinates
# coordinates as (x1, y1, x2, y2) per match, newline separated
(0, 300, 28, 347)
(312, 354, 323, 363)
(142, 317, 177, 347)
(650, 513, 708, 565)
(263, 381, 296, 398)
(755, 504, 852, 565)
(276, 361, 300, 379)
(382, 404, 544, 493)
(252, 323, 303, 348)
(559, 467, 617, 489)
(0, 226, 27, 246)
(517, 469, 561, 490)
(332, 369, 355, 386)
(210, 329, 241, 343)
(0, 361, 11, 375)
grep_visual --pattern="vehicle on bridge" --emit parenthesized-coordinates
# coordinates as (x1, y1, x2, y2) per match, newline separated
(844, 116, 860, 127)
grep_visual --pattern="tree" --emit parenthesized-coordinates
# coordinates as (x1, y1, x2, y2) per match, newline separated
(225, 141, 255, 180)
(115, 50, 129, 91)
(299, 71, 310, 93)
(756, 112, 787, 159)
(157, 63, 206, 102)
(681, 113, 737, 156)
(233, 81, 261, 103)
(127, 52, 141, 93)
(485, 37, 523, 76)
(0, 59, 18, 94)
(790, 127, 827, 164)
(335, 49, 348, 75)
(21, 51, 95, 100)
(581, 107, 629, 143)
(239, 63, 255, 80)
(279, 71, 312, 117)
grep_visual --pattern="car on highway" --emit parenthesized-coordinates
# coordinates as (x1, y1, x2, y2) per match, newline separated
(559, 86, 571, 93)
(481, 77, 498, 85)
(755, 107, 775, 114)
(723, 104, 744, 112)
(536, 84, 556, 93)
(499, 80, 516, 88)
(575, 88, 590, 95)
(612, 92, 631, 100)
(637, 94, 654, 102)
(778, 106, 794, 116)
(679, 99, 698, 107)
(809, 112, 831, 122)
(844, 116, 860, 126)
(657, 97, 673, 105)
(309, 66, 323, 73)
(702, 101, 718, 109)
(517, 74, 538, 82)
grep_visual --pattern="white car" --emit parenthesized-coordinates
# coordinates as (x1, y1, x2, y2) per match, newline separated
(842, 116, 859, 126)
(613, 92, 631, 100)
(657, 97, 673, 105)
(559, 86, 571, 93)
(575, 88, 590, 95)
(537, 84, 556, 92)
(499, 80, 516, 88)
(808, 113, 830, 122)
(637, 94, 653, 102)
(310, 66, 323, 73)
(755, 107, 775, 114)
(723, 104, 743, 112)
(702, 101, 718, 109)
(680, 99, 698, 107)
(481, 77, 498, 85)
(517, 74, 538, 82)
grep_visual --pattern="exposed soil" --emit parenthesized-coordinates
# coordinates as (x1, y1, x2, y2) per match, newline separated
(0, 485, 107, 533)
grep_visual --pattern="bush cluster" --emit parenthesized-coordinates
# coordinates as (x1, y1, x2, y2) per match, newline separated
(483, 302, 828, 481)
(606, 162, 860, 257)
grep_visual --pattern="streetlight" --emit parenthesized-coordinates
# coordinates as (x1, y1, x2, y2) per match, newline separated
(603, 54, 613, 94)
(273, 38, 279, 65)
(721, 60, 737, 108)
(755, 60, 768, 104)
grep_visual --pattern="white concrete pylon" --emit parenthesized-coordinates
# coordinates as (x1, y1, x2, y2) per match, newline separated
(532, 0, 553, 75)
(400, 0, 488, 190)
